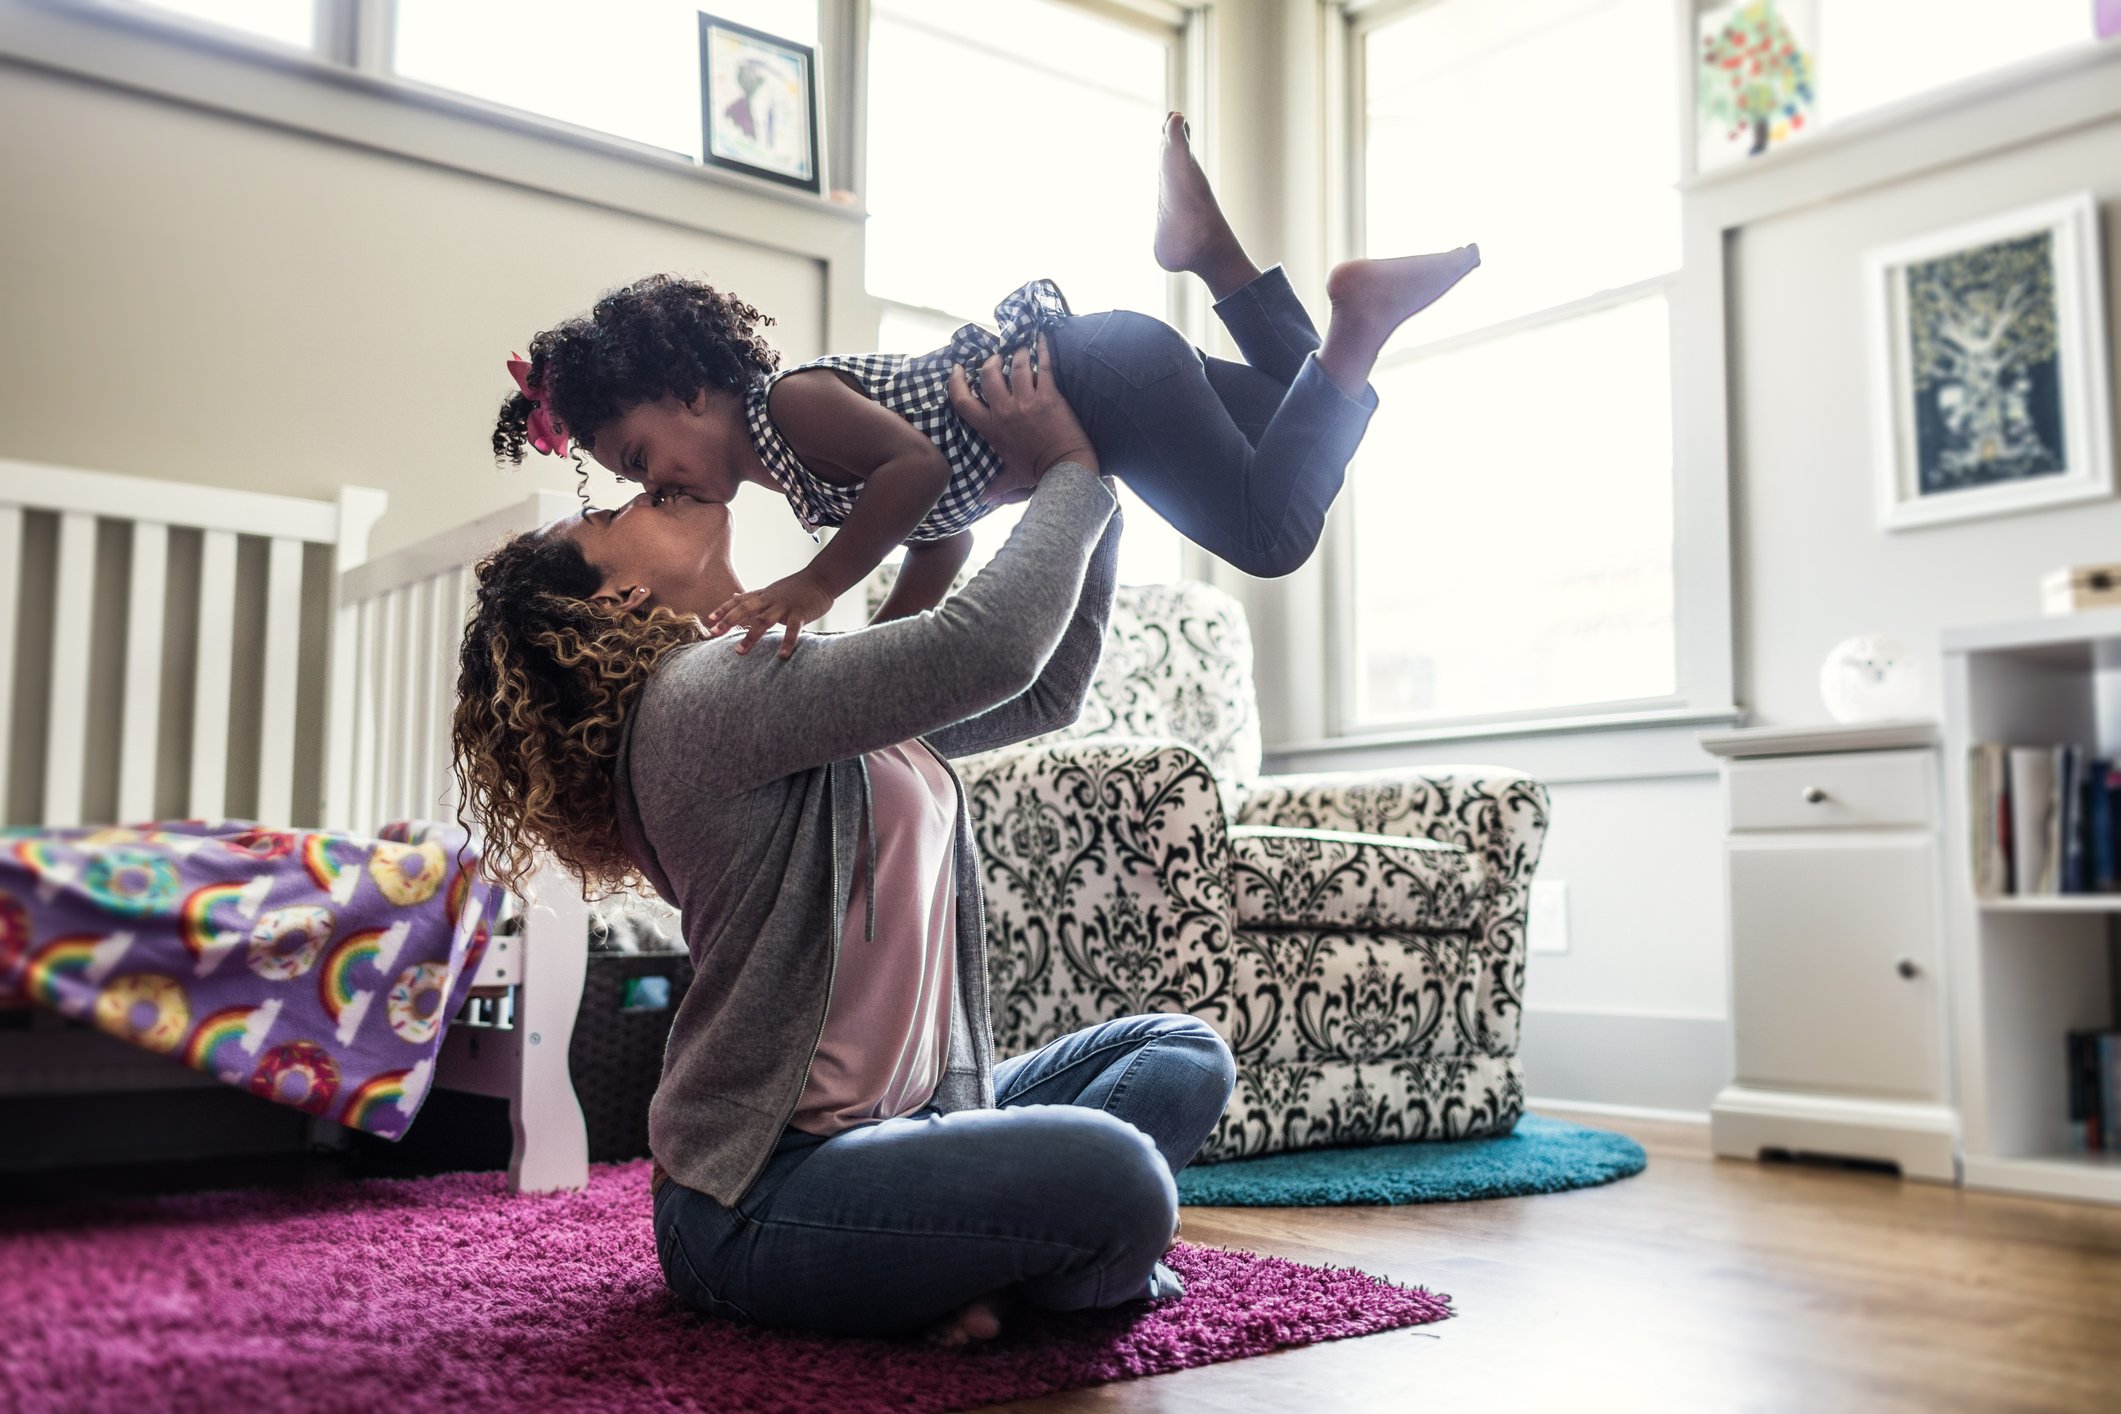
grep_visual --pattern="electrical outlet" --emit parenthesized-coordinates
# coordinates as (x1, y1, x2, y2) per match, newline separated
(1528, 880, 1569, 954)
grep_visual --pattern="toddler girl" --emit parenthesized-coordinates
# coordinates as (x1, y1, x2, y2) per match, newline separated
(494, 114, 1477, 656)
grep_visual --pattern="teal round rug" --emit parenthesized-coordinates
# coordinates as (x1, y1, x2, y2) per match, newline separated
(1174, 1114, 1646, 1206)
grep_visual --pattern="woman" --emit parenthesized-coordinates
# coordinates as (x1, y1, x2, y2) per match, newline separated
(452, 343, 1237, 1345)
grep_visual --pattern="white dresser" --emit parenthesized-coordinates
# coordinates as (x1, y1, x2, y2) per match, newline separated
(1699, 720, 1958, 1182)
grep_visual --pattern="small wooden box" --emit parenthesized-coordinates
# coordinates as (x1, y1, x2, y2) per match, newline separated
(2043, 564, 2121, 615)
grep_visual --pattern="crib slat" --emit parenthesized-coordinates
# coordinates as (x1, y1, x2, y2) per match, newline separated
(0, 505, 22, 819)
(407, 576, 435, 819)
(391, 587, 416, 824)
(371, 589, 398, 825)
(117, 522, 169, 824)
(433, 565, 468, 818)
(42, 512, 96, 827)
(255, 536, 303, 826)
(419, 573, 447, 819)
(349, 598, 378, 834)
(190, 528, 238, 820)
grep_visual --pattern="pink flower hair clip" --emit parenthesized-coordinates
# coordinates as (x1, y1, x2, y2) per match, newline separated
(506, 352, 571, 458)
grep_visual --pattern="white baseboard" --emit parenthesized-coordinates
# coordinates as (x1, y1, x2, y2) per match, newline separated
(1710, 1084, 1959, 1183)
(1529, 1095, 1710, 1126)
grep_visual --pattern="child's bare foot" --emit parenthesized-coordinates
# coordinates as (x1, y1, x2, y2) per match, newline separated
(924, 1297, 1005, 1348)
(1154, 112, 1260, 302)
(1318, 246, 1482, 398)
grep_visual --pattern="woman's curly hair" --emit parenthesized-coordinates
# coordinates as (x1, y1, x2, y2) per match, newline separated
(493, 273, 781, 467)
(451, 528, 702, 896)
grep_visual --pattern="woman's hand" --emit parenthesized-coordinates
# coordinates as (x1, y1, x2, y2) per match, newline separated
(948, 335, 1097, 499)
(706, 568, 835, 658)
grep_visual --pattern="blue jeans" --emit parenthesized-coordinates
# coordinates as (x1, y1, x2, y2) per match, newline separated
(651, 1013, 1237, 1338)
(1049, 264, 1379, 581)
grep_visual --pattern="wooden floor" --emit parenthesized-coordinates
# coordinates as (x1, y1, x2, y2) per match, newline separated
(985, 1111, 2121, 1414)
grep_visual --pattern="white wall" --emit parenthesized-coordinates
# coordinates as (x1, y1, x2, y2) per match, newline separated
(0, 17, 837, 580)
(1730, 114, 2121, 726)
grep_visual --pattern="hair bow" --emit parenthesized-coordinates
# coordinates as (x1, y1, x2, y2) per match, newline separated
(506, 352, 571, 458)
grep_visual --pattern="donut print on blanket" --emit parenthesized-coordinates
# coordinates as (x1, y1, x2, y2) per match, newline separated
(246, 905, 335, 982)
(225, 829, 299, 862)
(93, 973, 191, 1054)
(386, 961, 450, 1045)
(369, 840, 448, 907)
(250, 1039, 340, 1115)
(0, 889, 31, 988)
(2, 820, 503, 1138)
(81, 850, 181, 917)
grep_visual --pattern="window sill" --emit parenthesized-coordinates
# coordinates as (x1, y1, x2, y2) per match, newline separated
(2, 0, 869, 225)
(1263, 705, 1747, 786)
(1272, 704, 1745, 756)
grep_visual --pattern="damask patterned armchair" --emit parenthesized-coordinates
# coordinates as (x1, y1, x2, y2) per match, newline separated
(870, 573, 1550, 1161)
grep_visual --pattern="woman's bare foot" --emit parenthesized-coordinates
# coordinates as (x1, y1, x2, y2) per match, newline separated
(1154, 112, 1260, 302)
(924, 1297, 1005, 1348)
(1318, 246, 1482, 398)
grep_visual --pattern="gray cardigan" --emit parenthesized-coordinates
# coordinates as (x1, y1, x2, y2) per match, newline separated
(612, 463, 1123, 1206)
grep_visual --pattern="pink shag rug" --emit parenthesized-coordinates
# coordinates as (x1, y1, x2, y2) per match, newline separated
(0, 1159, 1451, 1413)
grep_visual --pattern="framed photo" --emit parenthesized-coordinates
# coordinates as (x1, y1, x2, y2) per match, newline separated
(698, 12, 821, 193)
(1864, 192, 2112, 531)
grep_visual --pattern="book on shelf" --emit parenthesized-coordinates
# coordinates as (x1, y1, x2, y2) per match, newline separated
(1969, 742, 2121, 897)
(2067, 1028, 2120, 1154)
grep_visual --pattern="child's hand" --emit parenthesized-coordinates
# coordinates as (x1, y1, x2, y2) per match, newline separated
(706, 571, 835, 658)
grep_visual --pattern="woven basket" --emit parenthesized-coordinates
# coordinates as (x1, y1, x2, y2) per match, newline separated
(567, 949, 694, 1163)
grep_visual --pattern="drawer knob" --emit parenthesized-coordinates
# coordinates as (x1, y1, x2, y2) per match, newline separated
(1896, 957, 1921, 980)
(1801, 786, 1828, 804)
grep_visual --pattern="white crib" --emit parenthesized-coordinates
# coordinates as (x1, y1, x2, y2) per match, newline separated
(338, 490, 590, 1193)
(0, 461, 590, 1193)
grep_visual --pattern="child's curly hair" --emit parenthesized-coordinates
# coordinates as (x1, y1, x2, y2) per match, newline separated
(493, 273, 780, 467)
(451, 528, 703, 896)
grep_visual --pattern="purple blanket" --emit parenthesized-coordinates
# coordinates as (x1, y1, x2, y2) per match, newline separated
(0, 820, 499, 1139)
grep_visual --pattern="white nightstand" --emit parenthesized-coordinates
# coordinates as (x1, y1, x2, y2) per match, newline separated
(1699, 720, 1959, 1182)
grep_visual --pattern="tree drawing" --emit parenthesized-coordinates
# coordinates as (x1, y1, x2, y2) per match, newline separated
(1905, 231, 2064, 489)
(1699, 2, 1815, 157)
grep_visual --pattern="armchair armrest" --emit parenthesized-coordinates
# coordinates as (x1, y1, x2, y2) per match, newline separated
(952, 737, 1237, 1053)
(1237, 764, 1549, 892)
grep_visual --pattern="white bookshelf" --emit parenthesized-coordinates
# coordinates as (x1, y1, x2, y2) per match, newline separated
(1942, 608, 2121, 1205)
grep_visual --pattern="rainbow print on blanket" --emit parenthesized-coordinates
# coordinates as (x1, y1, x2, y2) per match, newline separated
(0, 820, 499, 1139)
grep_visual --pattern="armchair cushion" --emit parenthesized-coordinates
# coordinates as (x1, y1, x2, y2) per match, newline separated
(1227, 826, 1482, 933)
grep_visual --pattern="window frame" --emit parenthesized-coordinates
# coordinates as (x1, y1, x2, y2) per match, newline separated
(1318, 0, 1735, 747)
(862, 0, 1208, 586)
(40, 0, 870, 202)
(72, 0, 326, 54)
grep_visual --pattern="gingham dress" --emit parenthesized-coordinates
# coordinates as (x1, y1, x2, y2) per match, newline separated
(745, 278, 1073, 544)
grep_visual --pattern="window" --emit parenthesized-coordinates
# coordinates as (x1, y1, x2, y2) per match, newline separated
(1344, 0, 1681, 731)
(106, 0, 319, 49)
(865, 0, 1188, 586)
(391, 0, 818, 160)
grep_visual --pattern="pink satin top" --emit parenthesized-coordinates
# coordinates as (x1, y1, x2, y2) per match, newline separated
(787, 739, 960, 1136)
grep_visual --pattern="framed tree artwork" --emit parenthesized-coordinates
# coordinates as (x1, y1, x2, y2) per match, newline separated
(1864, 193, 2112, 531)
